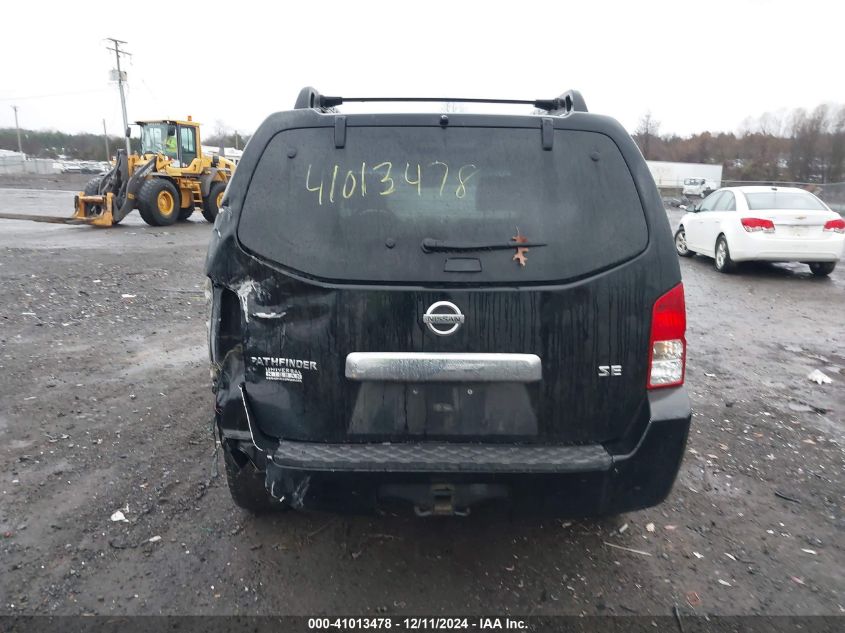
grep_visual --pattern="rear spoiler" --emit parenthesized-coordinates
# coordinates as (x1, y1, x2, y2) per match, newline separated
(293, 87, 588, 115)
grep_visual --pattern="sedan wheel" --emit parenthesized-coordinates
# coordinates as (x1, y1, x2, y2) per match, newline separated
(714, 235, 735, 273)
(674, 227, 693, 257)
(809, 261, 836, 277)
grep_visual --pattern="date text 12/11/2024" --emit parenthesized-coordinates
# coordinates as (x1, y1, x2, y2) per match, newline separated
(305, 161, 480, 205)
(307, 617, 528, 630)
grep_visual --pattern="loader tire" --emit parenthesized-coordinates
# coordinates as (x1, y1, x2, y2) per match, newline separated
(202, 181, 227, 223)
(138, 178, 180, 227)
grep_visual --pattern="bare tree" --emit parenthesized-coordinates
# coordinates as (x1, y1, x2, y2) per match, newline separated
(825, 105, 845, 182)
(204, 119, 251, 150)
(634, 111, 661, 159)
(738, 110, 788, 181)
(788, 106, 828, 182)
(213, 119, 229, 139)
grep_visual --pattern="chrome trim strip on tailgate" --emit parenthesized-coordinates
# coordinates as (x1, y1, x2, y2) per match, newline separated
(345, 352, 542, 383)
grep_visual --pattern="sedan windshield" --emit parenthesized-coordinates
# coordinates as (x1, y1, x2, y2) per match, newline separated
(745, 191, 828, 211)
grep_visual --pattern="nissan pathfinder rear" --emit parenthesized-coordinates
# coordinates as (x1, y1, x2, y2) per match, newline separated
(205, 87, 691, 517)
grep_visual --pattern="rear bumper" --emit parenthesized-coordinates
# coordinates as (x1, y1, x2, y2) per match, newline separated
(733, 250, 841, 263)
(246, 388, 691, 517)
(730, 233, 844, 262)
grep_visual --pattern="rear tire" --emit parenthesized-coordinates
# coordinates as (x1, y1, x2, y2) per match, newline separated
(137, 178, 180, 226)
(714, 235, 735, 273)
(674, 226, 693, 257)
(202, 181, 227, 223)
(223, 443, 277, 514)
(809, 261, 836, 277)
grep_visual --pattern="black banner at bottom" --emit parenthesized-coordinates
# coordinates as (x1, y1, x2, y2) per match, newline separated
(0, 616, 842, 633)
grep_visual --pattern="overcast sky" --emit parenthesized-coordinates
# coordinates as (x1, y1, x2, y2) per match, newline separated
(1, 0, 842, 139)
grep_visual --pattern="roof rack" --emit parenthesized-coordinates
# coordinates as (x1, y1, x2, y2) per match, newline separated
(294, 87, 588, 114)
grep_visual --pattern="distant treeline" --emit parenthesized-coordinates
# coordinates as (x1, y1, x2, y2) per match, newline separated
(204, 131, 250, 149)
(632, 104, 845, 184)
(0, 128, 251, 161)
(0, 128, 131, 161)
(5, 104, 844, 183)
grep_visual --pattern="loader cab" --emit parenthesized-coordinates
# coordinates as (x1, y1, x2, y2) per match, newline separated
(137, 120, 201, 169)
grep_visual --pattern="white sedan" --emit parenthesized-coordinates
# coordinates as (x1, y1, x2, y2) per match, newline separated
(674, 186, 845, 276)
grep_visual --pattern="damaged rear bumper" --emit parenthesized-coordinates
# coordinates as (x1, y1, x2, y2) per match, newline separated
(229, 388, 691, 517)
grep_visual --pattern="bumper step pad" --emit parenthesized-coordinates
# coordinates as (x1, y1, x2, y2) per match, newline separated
(272, 441, 612, 474)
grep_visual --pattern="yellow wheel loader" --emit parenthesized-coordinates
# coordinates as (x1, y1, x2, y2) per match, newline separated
(77, 118, 236, 226)
(0, 119, 235, 228)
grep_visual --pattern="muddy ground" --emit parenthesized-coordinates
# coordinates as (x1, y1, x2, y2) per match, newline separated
(0, 185, 842, 617)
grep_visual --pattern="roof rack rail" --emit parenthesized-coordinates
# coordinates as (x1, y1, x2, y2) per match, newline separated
(548, 90, 588, 115)
(294, 87, 588, 114)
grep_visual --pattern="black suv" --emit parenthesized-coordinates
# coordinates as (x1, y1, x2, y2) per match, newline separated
(206, 87, 691, 517)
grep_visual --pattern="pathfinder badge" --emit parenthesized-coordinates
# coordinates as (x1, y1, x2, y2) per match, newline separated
(250, 356, 318, 383)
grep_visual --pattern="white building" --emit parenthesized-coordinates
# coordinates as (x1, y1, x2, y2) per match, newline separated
(201, 146, 243, 165)
(646, 161, 723, 190)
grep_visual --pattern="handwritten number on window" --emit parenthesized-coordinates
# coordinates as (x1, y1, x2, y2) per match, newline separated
(372, 162, 395, 196)
(305, 161, 478, 203)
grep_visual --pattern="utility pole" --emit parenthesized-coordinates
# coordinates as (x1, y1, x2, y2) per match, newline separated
(102, 119, 110, 161)
(12, 105, 24, 156)
(106, 38, 131, 154)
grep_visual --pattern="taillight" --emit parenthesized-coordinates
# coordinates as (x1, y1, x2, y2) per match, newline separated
(823, 218, 845, 233)
(741, 218, 775, 233)
(648, 283, 686, 390)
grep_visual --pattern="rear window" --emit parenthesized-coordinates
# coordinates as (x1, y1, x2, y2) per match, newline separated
(238, 126, 648, 283)
(745, 191, 828, 211)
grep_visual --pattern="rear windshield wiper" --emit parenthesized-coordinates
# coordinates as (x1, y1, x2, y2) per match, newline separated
(421, 238, 548, 253)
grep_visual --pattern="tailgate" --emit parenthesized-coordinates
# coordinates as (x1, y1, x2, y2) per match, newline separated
(237, 121, 653, 445)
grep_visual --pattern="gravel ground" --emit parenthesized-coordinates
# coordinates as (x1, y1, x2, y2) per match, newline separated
(0, 188, 842, 617)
